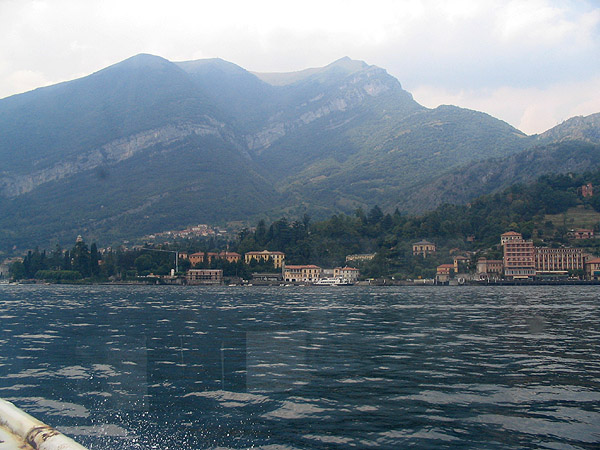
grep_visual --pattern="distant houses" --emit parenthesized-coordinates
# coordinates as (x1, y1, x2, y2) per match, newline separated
(154, 227, 600, 286)
(568, 228, 594, 240)
(431, 230, 600, 283)
(181, 249, 361, 285)
(474, 231, 594, 282)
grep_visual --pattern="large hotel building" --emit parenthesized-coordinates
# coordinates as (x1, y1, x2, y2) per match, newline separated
(501, 232, 536, 279)
(501, 231, 587, 279)
(534, 247, 586, 275)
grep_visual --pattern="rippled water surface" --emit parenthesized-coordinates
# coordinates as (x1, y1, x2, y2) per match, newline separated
(0, 285, 599, 449)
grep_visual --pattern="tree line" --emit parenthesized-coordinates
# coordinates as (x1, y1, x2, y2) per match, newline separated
(9, 169, 600, 281)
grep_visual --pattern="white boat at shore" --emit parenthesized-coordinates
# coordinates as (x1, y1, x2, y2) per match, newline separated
(313, 277, 353, 286)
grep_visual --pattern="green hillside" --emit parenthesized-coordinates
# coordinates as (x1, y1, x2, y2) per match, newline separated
(399, 141, 600, 213)
(235, 169, 600, 279)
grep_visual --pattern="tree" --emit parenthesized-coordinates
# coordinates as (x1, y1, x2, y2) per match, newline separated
(90, 243, 100, 277)
(72, 239, 91, 277)
(134, 254, 154, 274)
(9, 261, 26, 280)
(355, 208, 367, 225)
(255, 220, 267, 246)
(368, 205, 384, 225)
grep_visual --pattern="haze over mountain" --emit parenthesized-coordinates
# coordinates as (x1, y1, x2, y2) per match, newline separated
(0, 54, 598, 252)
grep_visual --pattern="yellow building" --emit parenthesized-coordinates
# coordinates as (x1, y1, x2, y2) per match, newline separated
(244, 250, 285, 268)
(284, 265, 322, 283)
(534, 247, 585, 275)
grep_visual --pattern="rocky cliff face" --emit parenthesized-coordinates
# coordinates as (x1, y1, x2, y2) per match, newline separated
(245, 65, 417, 152)
(0, 118, 236, 197)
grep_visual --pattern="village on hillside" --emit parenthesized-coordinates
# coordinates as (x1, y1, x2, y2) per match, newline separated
(180, 229, 600, 285)
(2, 227, 600, 286)
(3, 179, 600, 286)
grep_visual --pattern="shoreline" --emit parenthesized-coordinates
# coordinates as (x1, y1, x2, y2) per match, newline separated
(3, 279, 600, 287)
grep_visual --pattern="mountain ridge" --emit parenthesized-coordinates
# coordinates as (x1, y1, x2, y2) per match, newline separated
(0, 53, 598, 252)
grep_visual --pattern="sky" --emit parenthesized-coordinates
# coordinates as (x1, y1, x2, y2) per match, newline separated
(1, 0, 599, 135)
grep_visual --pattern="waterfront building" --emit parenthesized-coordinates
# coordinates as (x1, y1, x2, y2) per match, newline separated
(502, 232, 536, 279)
(476, 258, 503, 280)
(534, 247, 586, 276)
(333, 266, 360, 283)
(245, 250, 285, 268)
(186, 269, 223, 285)
(436, 264, 454, 283)
(284, 265, 322, 283)
(585, 258, 600, 280)
(412, 240, 436, 258)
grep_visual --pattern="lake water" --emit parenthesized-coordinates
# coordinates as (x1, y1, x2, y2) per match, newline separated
(0, 285, 599, 449)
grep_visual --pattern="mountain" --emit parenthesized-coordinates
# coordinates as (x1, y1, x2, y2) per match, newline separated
(535, 113, 600, 145)
(0, 54, 596, 253)
(398, 140, 600, 213)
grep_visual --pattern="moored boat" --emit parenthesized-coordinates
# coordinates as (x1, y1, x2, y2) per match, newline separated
(314, 277, 353, 286)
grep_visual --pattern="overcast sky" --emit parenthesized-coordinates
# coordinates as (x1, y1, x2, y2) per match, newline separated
(1, 0, 598, 134)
